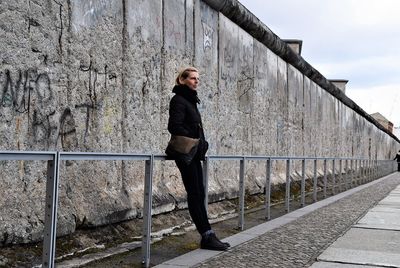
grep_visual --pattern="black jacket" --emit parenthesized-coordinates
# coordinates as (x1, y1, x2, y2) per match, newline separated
(395, 153, 400, 162)
(168, 84, 208, 159)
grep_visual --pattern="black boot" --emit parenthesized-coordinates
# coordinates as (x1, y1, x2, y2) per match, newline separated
(200, 233, 230, 251)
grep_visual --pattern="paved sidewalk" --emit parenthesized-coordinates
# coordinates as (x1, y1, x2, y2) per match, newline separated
(310, 183, 400, 268)
(155, 172, 400, 268)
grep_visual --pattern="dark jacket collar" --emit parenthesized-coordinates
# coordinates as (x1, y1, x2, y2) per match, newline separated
(172, 84, 200, 104)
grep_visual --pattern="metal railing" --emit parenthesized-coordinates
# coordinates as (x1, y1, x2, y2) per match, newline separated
(0, 151, 397, 267)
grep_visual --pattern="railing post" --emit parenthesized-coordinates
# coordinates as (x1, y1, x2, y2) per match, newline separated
(358, 159, 364, 184)
(285, 159, 291, 212)
(238, 157, 246, 230)
(379, 160, 382, 176)
(142, 155, 154, 268)
(338, 159, 342, 192)
(386, 160, 388, 175)
(361, 159, 367, 183)
(378, 160, 380, 177)
(355, 159, 359, 184)
(370, 159, 373, 181)
(383, 160, 386, 176)
(202, 157, 209, 213)
(354, 159, 358, 185)
(301, 159, 306, 207)
(42, 152, 60, 268)
(369, 159, 372, 181)
(265, 158, 272, 220)
(313, 159, 317, 202)
(345, 159, 349, 190)
(370, 160, 373, 181)
(387, 160, 389, 175)
(385, 160, 387, 175)
(373, 160, 376, 180)
(323, 159, 327, 198)
(332, 159, 336, 195)
(371, 159, 374, 180)
(350, 159, 354, 187)
(373, 160, 376, 179)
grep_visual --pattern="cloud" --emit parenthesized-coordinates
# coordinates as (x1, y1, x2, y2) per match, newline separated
(348, 0, 400, 27)
(315, 55, 400, 87)
(347, 85, 400, 126)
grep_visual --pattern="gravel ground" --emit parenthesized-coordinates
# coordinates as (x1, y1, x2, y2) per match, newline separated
(196, 173, 400, 268)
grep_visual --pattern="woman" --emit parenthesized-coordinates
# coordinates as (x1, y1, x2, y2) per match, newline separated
(167, 67, 230, 251)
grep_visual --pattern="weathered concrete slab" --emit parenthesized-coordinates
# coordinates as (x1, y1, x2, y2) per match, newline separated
(354, 187, 400, 230)
(376, 201, 400, 208)
(318, 228, 400, 267)
(378, 196, 400, 206)
(370, 204, 400, 213)
(309, 261, 382, 268)
(389, 187, 400, 193)
(355, 211, 400, 230)
(159, 248, 219, 267)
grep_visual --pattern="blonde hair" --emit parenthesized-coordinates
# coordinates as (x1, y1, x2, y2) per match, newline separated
(175, 67, 198, 85)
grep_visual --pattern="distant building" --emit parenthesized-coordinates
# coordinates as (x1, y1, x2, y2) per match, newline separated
(329, 79, 349, 94)
(370, 112, 393, 133)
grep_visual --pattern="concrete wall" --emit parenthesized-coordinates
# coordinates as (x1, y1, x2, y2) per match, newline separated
(0, 0, 398, 245)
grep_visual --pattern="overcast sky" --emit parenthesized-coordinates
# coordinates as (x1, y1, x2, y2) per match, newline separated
(238, 0, 400, 130)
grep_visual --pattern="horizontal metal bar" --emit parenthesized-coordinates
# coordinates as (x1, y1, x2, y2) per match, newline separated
(59, 152, 152, 161)
(0, 151, 392, 162)
(153, 154, 168, 161)
(0, 151, 56, 161)
(207, 155, 246, 160)
(207, 155, 372, 161)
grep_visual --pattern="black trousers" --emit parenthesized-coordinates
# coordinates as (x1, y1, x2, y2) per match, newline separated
(175, 159, 211, 235)
(398, 162, 400, 172)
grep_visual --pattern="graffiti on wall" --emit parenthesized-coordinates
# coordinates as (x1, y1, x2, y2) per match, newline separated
(0, 64, 118, 150)
(237, 71, 254, 113)
(165, 18, 183, 45)
(76, 61, 117, 143)
(0, 68, 58, 149)
(202, 21, 214, 51)
(1, 69, 52, 113)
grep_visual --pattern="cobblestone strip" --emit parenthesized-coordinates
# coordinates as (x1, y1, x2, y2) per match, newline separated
(196, 174, 400, 268)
